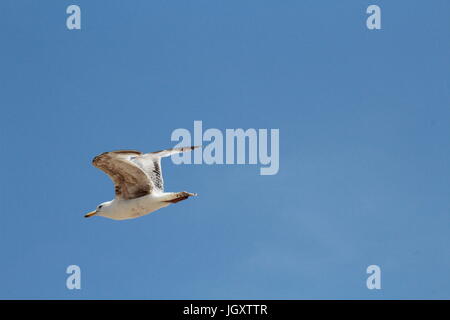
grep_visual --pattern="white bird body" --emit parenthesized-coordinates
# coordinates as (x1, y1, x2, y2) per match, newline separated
(85, 147, 198, 220)
(96, 194, 169, 220)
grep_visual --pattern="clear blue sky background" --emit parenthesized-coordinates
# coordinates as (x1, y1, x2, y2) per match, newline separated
(0, 0, 449, 299)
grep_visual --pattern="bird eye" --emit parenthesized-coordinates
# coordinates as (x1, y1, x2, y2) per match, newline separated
(98, 205, 103, 209)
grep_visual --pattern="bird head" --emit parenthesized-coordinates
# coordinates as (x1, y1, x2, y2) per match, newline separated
(84, 201, 111, 218)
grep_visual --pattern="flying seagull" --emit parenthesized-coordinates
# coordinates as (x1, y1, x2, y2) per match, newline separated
(85, 146, 198, 220)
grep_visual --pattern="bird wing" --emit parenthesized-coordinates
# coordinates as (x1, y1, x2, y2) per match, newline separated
(92, 150, 153, 200)
(130, 154, 164, 191)
(130, 146, 199, 192)
(149, 146, 199, 158)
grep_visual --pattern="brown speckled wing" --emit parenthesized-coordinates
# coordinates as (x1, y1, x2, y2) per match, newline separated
(92, 150, 152, 200)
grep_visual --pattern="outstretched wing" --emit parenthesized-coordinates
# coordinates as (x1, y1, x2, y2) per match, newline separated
(131, 155, 164, 191)
(130, 146, 200, 192)
(150, 146, 199, 158)
(92, 150, 152, 200)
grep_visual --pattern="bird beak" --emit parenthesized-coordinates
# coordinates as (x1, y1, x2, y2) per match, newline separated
(84, 210, 97, 218)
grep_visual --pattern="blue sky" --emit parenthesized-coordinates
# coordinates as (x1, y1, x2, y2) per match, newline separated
(0, 0, 449, 299)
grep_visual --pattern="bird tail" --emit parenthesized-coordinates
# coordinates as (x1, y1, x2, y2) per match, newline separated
(150, 146, 200, 158)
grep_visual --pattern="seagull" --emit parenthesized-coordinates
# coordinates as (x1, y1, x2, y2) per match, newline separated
(85, 146, 199, 220)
